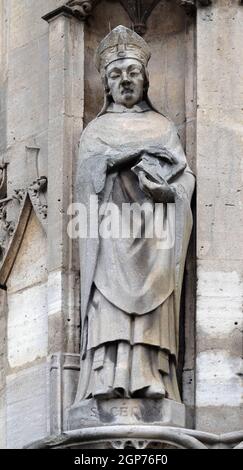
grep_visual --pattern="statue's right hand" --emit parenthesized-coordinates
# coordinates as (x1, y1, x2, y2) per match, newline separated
(138, 171, 175, 203)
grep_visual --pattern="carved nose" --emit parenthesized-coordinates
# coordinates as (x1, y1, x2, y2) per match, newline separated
(122, 79, 130, 87)
(121, 74, 131, 85)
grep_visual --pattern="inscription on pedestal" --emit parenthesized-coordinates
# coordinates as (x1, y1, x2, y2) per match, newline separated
(90, 404, 144, 419)
(68, 398, 185, 430)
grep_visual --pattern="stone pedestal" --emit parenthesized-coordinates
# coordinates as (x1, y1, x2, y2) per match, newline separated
(68, 398, 185, 430)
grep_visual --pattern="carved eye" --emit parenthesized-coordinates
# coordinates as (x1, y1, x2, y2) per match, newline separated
(129, 70, 141, 78)
(109, 72, 121, 79)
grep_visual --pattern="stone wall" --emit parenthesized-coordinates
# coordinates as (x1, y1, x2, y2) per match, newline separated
(196, 0, 243, 433)
(0, 0, 63, 449)
(6, 212, 48, 448)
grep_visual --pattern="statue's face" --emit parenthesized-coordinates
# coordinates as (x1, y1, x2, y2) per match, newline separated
(106, 58, 145, 108)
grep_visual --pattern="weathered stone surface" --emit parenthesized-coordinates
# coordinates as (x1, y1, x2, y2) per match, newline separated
(196, 351, 242, 407)
(50, 353, 80, 433)
(45, 7, 83, 359)
(197, 263, 243, 355)
(47, 270, 80, 354)
(0, 291, 7, 449)
(6, 211, 47, 369)
(68, 398, 186, 430)
(146, 1, 187, 138)
(7, 37, 49, 191)
(6, 363, 48, 449)
(0, 0, 8, 162)
(196, 1, 243, 433)
(0, 389, 6, 449)
(195, 407, 243, 435)
(8, 284, 48, 368)
(7, 211, 47, 293)
(47, 270, 63, 318)
(4, 1, 64, 193)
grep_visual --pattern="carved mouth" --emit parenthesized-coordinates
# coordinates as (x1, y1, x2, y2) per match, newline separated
(121, 89, 134, 95)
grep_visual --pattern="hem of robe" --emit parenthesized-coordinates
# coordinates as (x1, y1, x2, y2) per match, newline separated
(87, 285, 177, 356)
(75, 341, 181, 403)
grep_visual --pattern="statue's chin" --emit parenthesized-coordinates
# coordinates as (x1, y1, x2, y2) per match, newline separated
(120, 98, 139, 109)
(124, 103, 136, 109)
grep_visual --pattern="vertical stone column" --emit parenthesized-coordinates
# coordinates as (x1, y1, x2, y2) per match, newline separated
(0, 0, 8, 448)
(196, 0, 243, 433)
(0, 289, 7, 448)
(183, 14, 197, 429)
(0, 0, 8, 169)
(43, 6, 84, 432)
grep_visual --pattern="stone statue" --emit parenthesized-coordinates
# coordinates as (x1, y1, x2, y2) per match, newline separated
(74, 26, 195, 405)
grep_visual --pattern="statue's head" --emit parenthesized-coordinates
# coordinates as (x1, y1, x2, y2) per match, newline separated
(106, 57, 145, 108)
(95, 26, 151, 110)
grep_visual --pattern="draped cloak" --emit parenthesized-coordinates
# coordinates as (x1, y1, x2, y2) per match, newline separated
(74, 102, 195, 401)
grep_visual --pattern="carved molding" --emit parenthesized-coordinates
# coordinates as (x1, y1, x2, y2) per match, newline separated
(0, 197, 15, 263)
(66, 0, 95, 19)
(55, 1, 214, 34)
(0, 163, 7, 191)
(0, 162, 8, 201)
(0, 194, 32, 285)
(26, 424, 243, 449)
(25, 349, 243, 449)
(28, 177, 48, 225)
(118, 0, 161, 35)
(12, 177, 48, 230)
(0, 177, 48, 282)
(47, 0, 242, 32)
(195, 0, 212, 6)
(50, 353, 80, 434)
(13, 176, 47, 231)
(179, 1, 211, 15)
(0, 200, 15, 238)
(44, 0, 243, 34)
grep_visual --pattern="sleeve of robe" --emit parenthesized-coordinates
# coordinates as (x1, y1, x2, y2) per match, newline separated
(163, 121, 195, 356)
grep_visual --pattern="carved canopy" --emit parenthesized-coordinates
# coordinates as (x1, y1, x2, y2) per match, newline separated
(66, 0, 212, 34)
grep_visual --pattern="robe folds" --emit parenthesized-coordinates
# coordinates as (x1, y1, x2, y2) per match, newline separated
(74, 103, 195, 401)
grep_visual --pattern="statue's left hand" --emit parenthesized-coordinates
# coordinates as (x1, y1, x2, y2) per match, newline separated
(138, 171, 175, 203)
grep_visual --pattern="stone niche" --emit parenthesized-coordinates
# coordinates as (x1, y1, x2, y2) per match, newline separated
(84, 0, 190, 148)
(81, 0, 196, 429)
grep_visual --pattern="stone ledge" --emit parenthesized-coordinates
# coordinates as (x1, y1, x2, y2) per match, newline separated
(25, 425, 243, 449)
(42, 6, 83, 23)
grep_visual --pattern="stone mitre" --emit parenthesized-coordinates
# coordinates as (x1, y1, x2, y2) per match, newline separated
(95, 25, 151, 72)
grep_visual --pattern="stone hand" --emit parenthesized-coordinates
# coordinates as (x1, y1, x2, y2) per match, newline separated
(138, 171, 175, 202)
(107, 153, 141, 172)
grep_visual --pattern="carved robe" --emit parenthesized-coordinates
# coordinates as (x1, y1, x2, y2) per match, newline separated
(74, 102, 195, 402)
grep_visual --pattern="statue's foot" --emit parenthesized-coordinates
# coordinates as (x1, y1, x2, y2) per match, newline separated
(113, 387, 129, 399)
(93, 387, 129, 399)
(142, 384, 166, 399)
